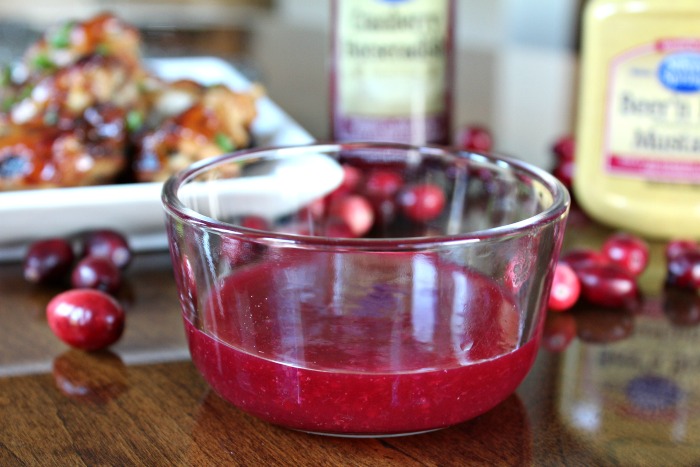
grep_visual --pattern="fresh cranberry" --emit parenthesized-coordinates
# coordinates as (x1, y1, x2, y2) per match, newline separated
(363, 170, 404, 200)
(576, 263, 639, 308)
(665, 239, 698, 261)
(299, 197, 327, 222)
(370, 197, 399, 229)
(399, 184, 446, 222)
(328, 194, 375, 237)
(602, 232, 649, 277)
(46, 289, 125, 351)
(548, 262, 581, 311)
(458, 124, 493, 152)
(81, 229, 132, 270)
(552, 159, 574, 190)
(329, 164, 362, 200)
(71, 256, 122, 294)
(23, 238, 75, 284)
(574, 305, 635, 343)
(560, 248, 609, 271)
(240, 215, 270, 231)
(666, 249, 700, 289)
(552, 135, 575, 162)
(542, 312, 577, 352)
(322, 219, 356, 238)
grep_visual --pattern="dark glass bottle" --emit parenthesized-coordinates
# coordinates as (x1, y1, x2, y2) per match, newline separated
(330, 0, 455, 145)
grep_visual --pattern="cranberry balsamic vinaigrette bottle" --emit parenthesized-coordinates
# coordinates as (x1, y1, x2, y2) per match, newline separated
(330, 0, 455, 145)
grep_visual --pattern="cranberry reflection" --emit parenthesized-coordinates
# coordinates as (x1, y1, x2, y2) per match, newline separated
(573, 304, 635, 344)
(662, 286, 700, 327)
(52, 349, 128, 404)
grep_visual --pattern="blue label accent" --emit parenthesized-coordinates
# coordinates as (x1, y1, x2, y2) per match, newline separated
(658, 52, 700, 93)
(625, 374, 682, 412)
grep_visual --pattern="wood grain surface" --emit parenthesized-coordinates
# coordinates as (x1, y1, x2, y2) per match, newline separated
(1, 213, 700, 466)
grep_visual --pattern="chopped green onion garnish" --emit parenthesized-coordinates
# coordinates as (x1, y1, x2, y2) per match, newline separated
(1, 97, 14, 112)
(18, 84, 34, 100)
(95, 43, 110, 57)
(0, 65, 12, 87)
(49, 21, 74, 49)
(126, 110, 144, 132)
(214, 133, 235, 152)
(32, 53, 55, 71)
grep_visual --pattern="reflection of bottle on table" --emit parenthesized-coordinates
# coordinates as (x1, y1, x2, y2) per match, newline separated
(330, 0, 454, 145)
(558, 299, 700, 465)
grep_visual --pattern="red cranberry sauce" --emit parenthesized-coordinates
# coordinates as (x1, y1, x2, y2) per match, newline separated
(184, 252, 539, 435)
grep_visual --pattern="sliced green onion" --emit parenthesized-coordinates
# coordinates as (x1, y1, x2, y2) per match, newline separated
(0, 65, 12, 87)
(49, 21, 74, 49)
(32, 53, 55, 71)
(1, 97, 14, 112)
(18, 84, 34, 100)
(126, 110, 144, 132)
(215, 132, 235, 152)
(95, 43, 110, 57)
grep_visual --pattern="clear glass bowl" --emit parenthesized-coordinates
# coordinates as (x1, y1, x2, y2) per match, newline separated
(162, 142, 570, 437)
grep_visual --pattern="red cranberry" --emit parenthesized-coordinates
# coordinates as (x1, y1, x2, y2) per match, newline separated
(322, 219, 355, 238)
(542, 312, 576, 352)
(71, 256, 122, 294)
(458, 124, 493, 152)
(81, 229, 132, 270)
(23, 238, 75, 284)
(576, 263, 638, 308)
(299, 197, 327, 222)
(240, 215, 269, 231)
(328, 194, 375, 237)
(552, 135, 575, 162)
(552, 159, 574, 190)
(329, 164, 362, 200)
(363, 170, 404, 200)
(602, 232, 649, 277)
(560, 248, 609, 271)
(399, 184, 446, 222)
(46, 289, 125, 351)
(665, 239, 698, 261)
(548, 262, 581, 312)
(666, 249, 700, 289)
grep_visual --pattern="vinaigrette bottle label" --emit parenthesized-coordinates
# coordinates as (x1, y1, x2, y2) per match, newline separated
(605, 39, 700, 182)
(331, 0, 453, 145)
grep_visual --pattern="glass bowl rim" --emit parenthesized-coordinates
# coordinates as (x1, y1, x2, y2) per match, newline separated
(161, 142, 570, 250)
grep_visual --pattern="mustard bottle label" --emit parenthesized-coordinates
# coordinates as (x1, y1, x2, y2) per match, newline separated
(605, 39, 700, 183)
(559, 311, 700, 463)
(332, 0, 452, 144)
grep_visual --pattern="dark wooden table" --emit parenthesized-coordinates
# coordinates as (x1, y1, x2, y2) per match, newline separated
(1, 207, 699, 466)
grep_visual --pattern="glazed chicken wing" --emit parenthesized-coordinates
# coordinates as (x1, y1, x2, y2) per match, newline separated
(0, 12, 260, 190)
(134, 83, 259, 182)
(0, 104, 127, 190)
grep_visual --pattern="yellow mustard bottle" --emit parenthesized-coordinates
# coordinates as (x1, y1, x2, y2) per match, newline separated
(574, 0, 700, 239)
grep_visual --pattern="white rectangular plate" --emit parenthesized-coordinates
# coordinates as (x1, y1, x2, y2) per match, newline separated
(0, 57, 314, 261)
